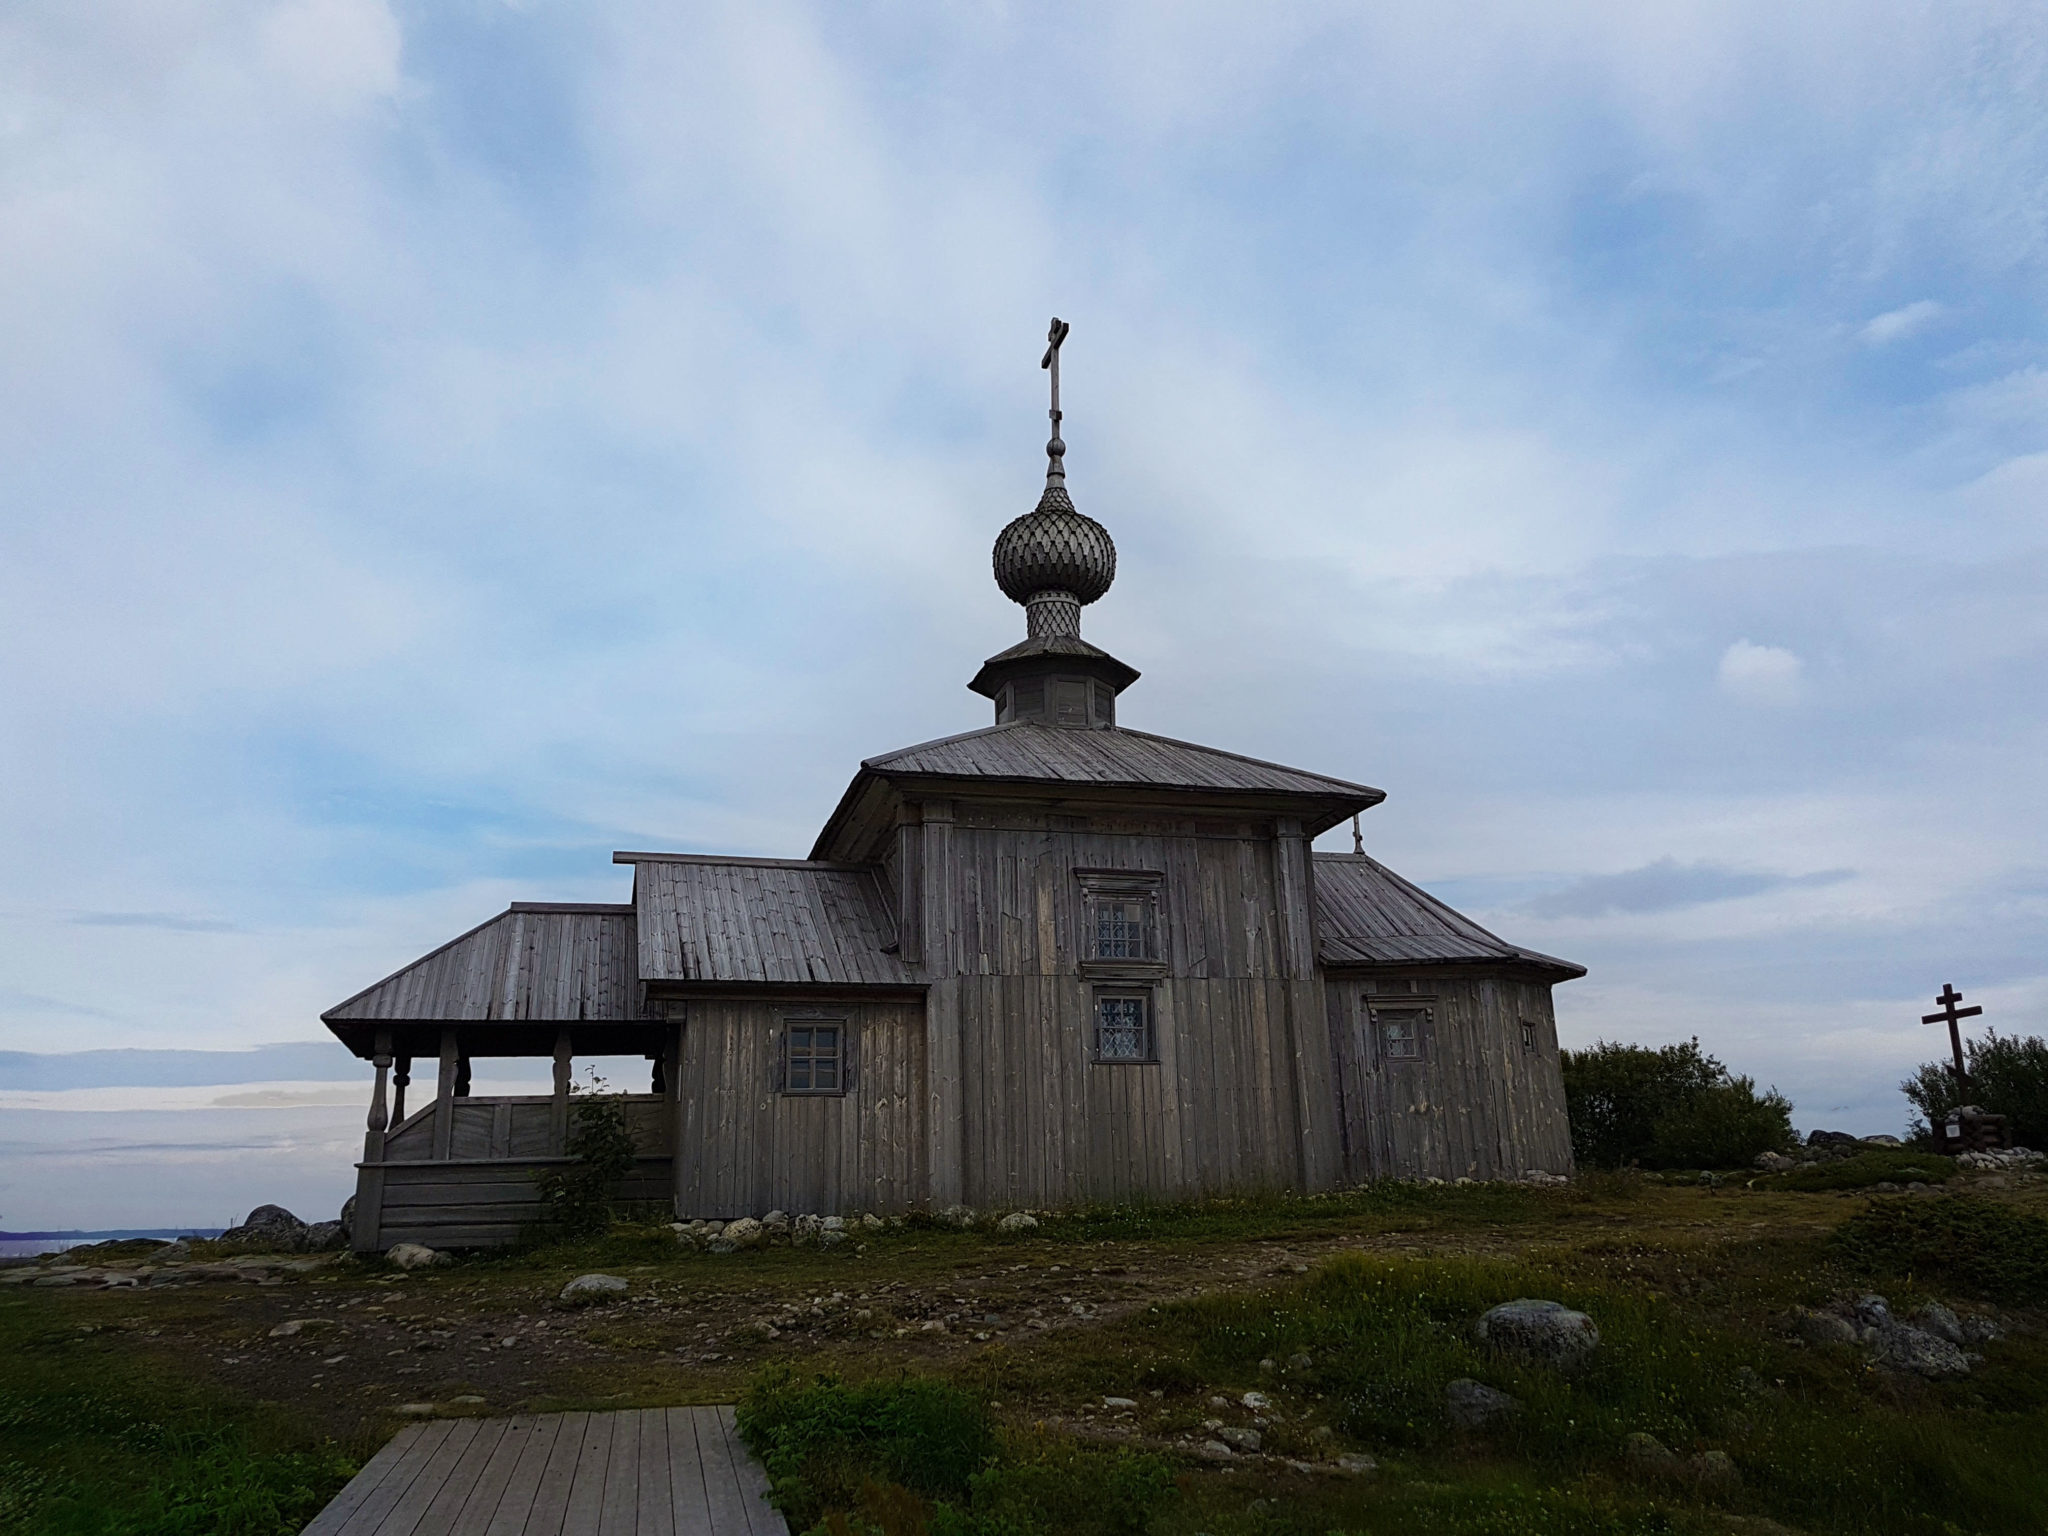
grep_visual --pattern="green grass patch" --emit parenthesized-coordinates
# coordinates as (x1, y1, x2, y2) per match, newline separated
(1760, 1150, 1957, 1191)
(737, 1370, 1174, 1536)
(0, 1300, 354, 1535)
(1831, 1194, 2048, 1305)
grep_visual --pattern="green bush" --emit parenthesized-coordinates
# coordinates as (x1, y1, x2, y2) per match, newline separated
(1561, 1039, 1792, 1169)
(534, 1079, 638, 1237)
(1901, 1030, 2048, 1148)
(1763, 1149, 1955, 1192)
(735, 1372, 1172, 1536)
(1831, 1194, 2048, 1305)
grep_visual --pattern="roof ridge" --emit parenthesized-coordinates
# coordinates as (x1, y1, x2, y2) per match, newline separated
(612, 851, 877, 871)
(1109, 725, 1380, 797)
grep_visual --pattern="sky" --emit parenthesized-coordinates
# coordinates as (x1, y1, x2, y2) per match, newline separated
(3, 1, 2045, 1230)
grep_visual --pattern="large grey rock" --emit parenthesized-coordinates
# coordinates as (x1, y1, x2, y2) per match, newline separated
(339, 1195, 356, 1229)
(1852, 1294, 1892, 1332)
(1795, 1309, 1859, 1347)
(1869, 1322, 1972, 1379)
(1218, 1426, 1262, 1453)
(997, 1212, 1039, 1233)
(302, 1221, 348, 1252)
(1911, 1303, 1964, 1345)
(218, 1204, 308, 1252)
(386, 1242, 449, 1271)
(1625, 1432, 1679, 1471)
(1475, 1298, 1601, 1369)
(560, 1273, 629, 1303)
(722, 1217, 765, 1249)
(1753, 1151, 1798, 1173)
(1445, 1378, 1520, 1428)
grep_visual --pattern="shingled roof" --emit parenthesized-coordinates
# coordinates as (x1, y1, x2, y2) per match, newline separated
(322, 903, 643, 1057)
(1313, 854, 1584, 978)
(618, 854, 912, 988)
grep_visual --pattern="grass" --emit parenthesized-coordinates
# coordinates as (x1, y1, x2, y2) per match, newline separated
(1760, 1150, 1959, 1192)
(0, 1298, 355, 1535)
(1831, 1194, 2048, 1305)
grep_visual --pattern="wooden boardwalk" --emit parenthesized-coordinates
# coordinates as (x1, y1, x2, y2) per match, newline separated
(302, 1408, 786, 1536)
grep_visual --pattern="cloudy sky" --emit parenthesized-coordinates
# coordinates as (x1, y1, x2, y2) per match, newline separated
(3, 1, 2045, 1231)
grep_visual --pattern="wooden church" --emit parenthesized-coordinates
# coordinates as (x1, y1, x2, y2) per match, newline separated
(325, 325, 1582, 1253)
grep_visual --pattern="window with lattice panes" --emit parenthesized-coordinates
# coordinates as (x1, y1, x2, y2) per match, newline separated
(1372, 1003, 1427, 1062)
(1089, 891, 1154, 960)
(1094, 992, 1152, 1062)
(782, 1021, 845, 1094)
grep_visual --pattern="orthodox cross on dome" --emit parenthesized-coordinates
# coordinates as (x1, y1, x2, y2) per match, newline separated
(1921, 982, 1984, 1089)
(1041, 316, 1071, 485)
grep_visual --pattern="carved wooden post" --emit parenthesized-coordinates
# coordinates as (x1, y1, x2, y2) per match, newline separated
(391, 1055, 410, 1126)
(550, 1029, 572, 1156)
(921, 798, 965, 1210)
(353, 1030, 392, 1253)
(432, 1029, 458, 1161)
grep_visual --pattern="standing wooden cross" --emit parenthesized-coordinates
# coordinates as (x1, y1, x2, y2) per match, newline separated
(1921, 982, 1984, 1090)
(1041, 317, 1071, 473)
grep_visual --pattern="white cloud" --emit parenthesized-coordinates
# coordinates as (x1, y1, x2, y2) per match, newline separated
(1717, 639, 1803, 706)
(1860, 299, 1945, 345)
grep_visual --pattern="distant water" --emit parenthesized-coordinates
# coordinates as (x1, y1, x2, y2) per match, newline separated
(0, 1229, 222, 1258)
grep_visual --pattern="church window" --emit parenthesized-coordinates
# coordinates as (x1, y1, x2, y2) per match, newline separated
(782, 1021, 845, 1094)
(1093, 992, 1153, 1062)
(1370, 1002, 1429, 1062)
(1521, 1019, 1539, 1052)
(1053, 678, 1090, 727)
(1091, 893, 1153, 959)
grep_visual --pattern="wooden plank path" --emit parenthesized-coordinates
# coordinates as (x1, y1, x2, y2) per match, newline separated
(302, 1408, 785, 1536)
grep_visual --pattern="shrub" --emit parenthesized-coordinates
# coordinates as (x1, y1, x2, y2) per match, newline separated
(534, 1078, 637, 1237)
(1647, 1076, 1796, 1169)
(1561, 1039, 1792, 1169)
(1901, 1031, 2048, 1149)
(1831, 1194, 2048, 1305)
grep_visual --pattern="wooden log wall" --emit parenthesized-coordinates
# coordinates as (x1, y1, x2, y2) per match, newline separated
(374, 1156, 673, 1251)
(382, 1095, 673, 1163)
(671, 998, 927, 1217)
(931, 803, 1345, 1209)
(1326, 971, 1573, 1182)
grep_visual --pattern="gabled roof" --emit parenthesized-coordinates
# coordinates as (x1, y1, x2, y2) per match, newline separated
(322, 903, 642, 1056)
(1313, 854, 1584, 978)
(618, 854, 912, 988)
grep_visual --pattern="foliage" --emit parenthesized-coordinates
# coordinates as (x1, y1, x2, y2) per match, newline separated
(0, 1303, 352, 1535)
(1901, 1030, 2048, 1148)
(1760, 1148, 1956, 1191)
(1561, 1039, 1792, 1169)
(1832, 1194, 2048, 1305)
(736, 1372, 1171, 1536)
(534, 1074, 638, 1237)
(1645, 1076, 1796, 1169)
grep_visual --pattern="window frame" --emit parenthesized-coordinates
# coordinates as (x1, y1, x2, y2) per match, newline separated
(1520, 1018, 1540, 1053)
(1090, 988, 1157, 1065)
(779, 1014, 851, 1097)
(1074, 869, 1167, 975)
(1366, 997, 1434, 1066)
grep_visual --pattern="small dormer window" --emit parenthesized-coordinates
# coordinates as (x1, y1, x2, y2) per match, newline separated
(1077, 872, 1162, 964)
(1053, 679, 1090, 727)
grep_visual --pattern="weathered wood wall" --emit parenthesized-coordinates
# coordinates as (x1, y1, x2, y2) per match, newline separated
(1326, 971, 1573, 1182)
(373, 1156, 673, 1251)
(671, 998, 928, 1217)
(924, 803, 1343, 1208)
(383, 1095, 673, 1162)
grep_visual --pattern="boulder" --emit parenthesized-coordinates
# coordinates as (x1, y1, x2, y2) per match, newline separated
(1197, 1440, 1235, 1461)
(936, 1203, 978, 1228)
(1851, 1295, 1892, 1332)
(821, 1215, 846, 1231)
(1961, 1313, 2004, 1344)
(1807, 1129, 1860, 1148)
(1475, 1298, 1601, 1369)
(303, 1221, 348, 1252)
(1868, 1322, 1972, 1379)
(1217, 1426, 1262, 1453)
(1624, 1432, 1679, 1472)
(219, 1204, 308, 1252)
(1860, 1135, 1904, 1148)
(1286, 1352, 1314, 1371)
(560, 1273, 629, 1303)
(1794, 1309, 1858, 1347)
(1691, 1450, 1740, 1485)
(1239, 1391, 1270, 1411)
(1911, 1303, 1964, 1345)
(1753, 1151, 1798, 1174)
(722, 1217, 765, 1249)
(386, 1242, 449, 1271)
(1445, 1378, 1519, 1429)
(819, 1229, 849, 1249)
(997, 1213, 1039, 1233)
(861, 1213, 884, 1231)
(339, 1196, 356, 1230)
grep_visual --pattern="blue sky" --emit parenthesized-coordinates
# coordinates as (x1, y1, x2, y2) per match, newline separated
(3, 1, 2045, 1228)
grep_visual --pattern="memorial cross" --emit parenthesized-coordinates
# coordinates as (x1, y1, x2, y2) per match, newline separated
(1040, 317, 1071, 478)
(1920, 982, 1984, 1089)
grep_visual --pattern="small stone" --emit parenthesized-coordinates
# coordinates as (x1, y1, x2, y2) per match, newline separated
(1852, 1294, 1891, 1329)
(1333, 1453, 1377, 1476)
(1960, 1313, 2004, 1344)
(938, 1204, 978, 1229)
(1239, 1391, 1270, 1411)
(396, 1403, 437, 1416)
(1286, 1352, 1313, 1371)
(1104, 1396, 1138, 1409)
(997, 1212, 1039, 1233)
(1625, 1431, 1679, 1470)
(821, 1215, 845, 1230)
(1258, 1357, 1277, 1375)
(1218, 1426, 1262, 1453)
(762, 1210, 790, 1231)
(386, 1243, 449, 1271)
(1445, 1378, 1520, 1429)
(703, 1220, 725, 1237)
(1690, 1450, 1740, 1485)
(1198, 1439, 1235, 1461)
(707, 1238, 737, 1255)
(268, 1319, 306, 1338)
(1475, 1298, 1601, 1369)
(861, 1214, 884, 1231)
(820, 1229, 849, 1249)
(1753, 1151, 1798, 1173)
(1794, 1308, 1858, 1347)
(1310, 1425, 1335, 1442)
(919, 1320, 947, 1333)
(559, 1273, 629, 1303)
(1208, 1396, 1230, 1409)
(723, 1217, 765, 1249)
(450, 1394, 485, 1405)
